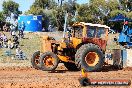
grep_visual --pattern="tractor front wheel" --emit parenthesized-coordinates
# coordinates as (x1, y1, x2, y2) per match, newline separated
(40, 51, 59, 71)
(31, 51, 40, 69)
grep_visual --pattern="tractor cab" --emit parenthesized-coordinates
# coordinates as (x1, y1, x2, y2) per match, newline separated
(72, 22, 109, 51)
(72, 22, 109, 38)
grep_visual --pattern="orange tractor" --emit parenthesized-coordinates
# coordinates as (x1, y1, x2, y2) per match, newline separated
(31, 22, 109, 71)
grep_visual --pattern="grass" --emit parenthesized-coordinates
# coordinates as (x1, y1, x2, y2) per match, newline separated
(0, 32, 63, 67)
(0, 32, 41, 66)
(20, 33, 41, 58)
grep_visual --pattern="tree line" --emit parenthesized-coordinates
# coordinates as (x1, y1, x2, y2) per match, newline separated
(0, 0, 131, 31)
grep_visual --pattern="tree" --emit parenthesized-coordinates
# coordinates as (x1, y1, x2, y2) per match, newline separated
(119, 0, 132, 11)
(25, 6, 44, 15)
(76, 0, 131, 32)
(25, 0, 130, 31)
(110, 10, 127, 17)
(77, 0, 106, 24)
(2, 0, 21, 16)
(127, 11, 132, 18)
(88, 0, 119, 24)
(54, 0, 78, 31)
(32, 0, 57, 9)
(77, 4, 93, 22)
(0, 12, 4, 21)
(77, 0, 131, 24)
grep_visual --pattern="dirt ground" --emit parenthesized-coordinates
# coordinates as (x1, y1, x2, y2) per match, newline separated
(0, 32, 131, 88)
(0, 65, 131, 88)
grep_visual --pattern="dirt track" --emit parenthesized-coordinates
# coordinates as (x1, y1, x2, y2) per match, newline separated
(0, 66, 131, 88)
(0, 32, 131, 88)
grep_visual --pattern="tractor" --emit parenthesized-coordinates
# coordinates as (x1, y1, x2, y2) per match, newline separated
(31, 22, 110, 72)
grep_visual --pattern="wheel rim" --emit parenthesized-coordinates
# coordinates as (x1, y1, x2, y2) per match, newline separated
(34, 55, 40, 64)
(43, 55, 55, 68)
(85, 52, 99, 66)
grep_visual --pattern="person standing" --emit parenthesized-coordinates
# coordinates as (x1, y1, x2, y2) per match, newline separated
(13, 35, 19, 48)
(48, 25, 52, 32)
(2, 33, 8, 48)
(10, 18, 18, 37)
(7, 39, 14, 49)
(19, 21, 25, 39)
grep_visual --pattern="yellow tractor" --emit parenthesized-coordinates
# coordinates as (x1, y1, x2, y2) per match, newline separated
(31, 22, 109, 71)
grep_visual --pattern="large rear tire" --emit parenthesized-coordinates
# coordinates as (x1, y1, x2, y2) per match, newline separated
(75, 45, 85, 70)
(75, 43, 104, 72)
(31, 51, 40, 69)
(40, 51, 59, 71)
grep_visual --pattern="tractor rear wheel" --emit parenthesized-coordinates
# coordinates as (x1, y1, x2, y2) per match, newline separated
(31, 51, 40, 69)
(75, 43, 104, 72)
(40, 51, 59, 71)
(64, 62, 79, 71)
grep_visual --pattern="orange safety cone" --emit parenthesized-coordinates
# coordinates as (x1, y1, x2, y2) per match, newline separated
(81, 68, 88, 78)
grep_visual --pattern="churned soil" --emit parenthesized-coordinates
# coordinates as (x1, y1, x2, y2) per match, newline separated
(0, 65, 131, 88)
(0, 32, 131, 88)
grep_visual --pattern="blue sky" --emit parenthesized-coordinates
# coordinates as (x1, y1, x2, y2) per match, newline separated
(0, 0, 88, 13)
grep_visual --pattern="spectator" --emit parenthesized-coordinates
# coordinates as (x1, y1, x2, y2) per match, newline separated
(10, 24, 16, 36)
(0, 33, 8, 48)
(0, 32, 2, 48)
(10, 19, 18, 36)
(18, 21, 25, 38)
(2, 33, 8, 42)
(16, 46, 23, 55)
(13, 35, 19, 48)
(15, 46, 26, 60)
(3, 23, 10, 32)
(105, 50, 112, 64)
(7, 39, 13, 49)
(48, 25, 52, 32)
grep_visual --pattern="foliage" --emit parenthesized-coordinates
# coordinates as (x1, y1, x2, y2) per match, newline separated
(77, 0, 120, 24)
(25, 0, 131, 31)
(127, 11, 132, 18)
(25, 6, 44, 15)
(119, 0, 132, 11)
(77, 4, 93, 22)
(55, 0, 78, 31)
(0, 12, 5, 21)
(110, 10, 127, 17)
(32, 0, 57, 9)
(2, 0, 21, 16)
(107, 0, 119, 10)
